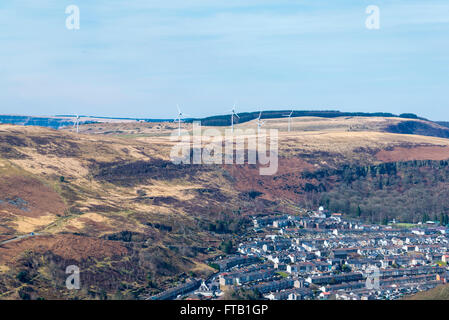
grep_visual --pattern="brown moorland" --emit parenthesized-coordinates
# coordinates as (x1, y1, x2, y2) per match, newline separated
(2, 115, 449, 299)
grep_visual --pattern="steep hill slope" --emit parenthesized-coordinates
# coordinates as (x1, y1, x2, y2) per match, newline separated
(0, 125, 252, 299)
(406, 284, 449, 300)
(3, 115, 449, 299)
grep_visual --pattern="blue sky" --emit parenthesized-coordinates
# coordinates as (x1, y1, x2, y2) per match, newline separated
(0, 0, 448, 120)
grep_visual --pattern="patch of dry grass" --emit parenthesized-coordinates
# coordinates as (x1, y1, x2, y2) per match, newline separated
(12, 214, 56, 233)
(0, 265, 10, 273)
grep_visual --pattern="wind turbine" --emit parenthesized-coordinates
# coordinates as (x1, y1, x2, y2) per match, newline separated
(73, 114, 80, 133)
(230, 104, 240, 133)
(257, 111, 265, 134)
(283, 110, 294, 132)
(174, 105, 191, 136)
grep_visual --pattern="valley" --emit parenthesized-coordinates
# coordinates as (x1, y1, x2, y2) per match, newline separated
(2, 114, 449, 299)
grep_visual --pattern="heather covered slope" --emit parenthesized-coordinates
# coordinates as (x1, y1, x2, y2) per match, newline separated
(2, 115, 449, 299)
(0, 124, 248, 299)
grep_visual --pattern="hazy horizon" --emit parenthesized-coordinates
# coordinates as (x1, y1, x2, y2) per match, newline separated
(0, 108, 441, 122)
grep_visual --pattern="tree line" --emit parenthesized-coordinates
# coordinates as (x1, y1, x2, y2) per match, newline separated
(300, 160, 449, 225)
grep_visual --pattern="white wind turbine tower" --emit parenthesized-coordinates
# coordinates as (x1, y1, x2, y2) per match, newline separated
(230, 104, 240, 133)
(257, 111, 265, 134)
(73, 114, 80, 133)
(174, 105, 191, 136)
(283, 110, 294, 132)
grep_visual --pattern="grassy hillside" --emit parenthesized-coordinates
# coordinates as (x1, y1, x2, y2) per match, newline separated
(406, 284, 449, 300)
(194, 110, 423, 126)
(0, 124, 255, 299)
(3, 115, 449, 299)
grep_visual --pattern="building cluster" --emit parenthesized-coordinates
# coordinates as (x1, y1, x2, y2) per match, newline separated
(207, 210, 449, 300)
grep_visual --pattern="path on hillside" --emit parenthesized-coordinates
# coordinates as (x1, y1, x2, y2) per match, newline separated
(0, 232, 41, 246)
